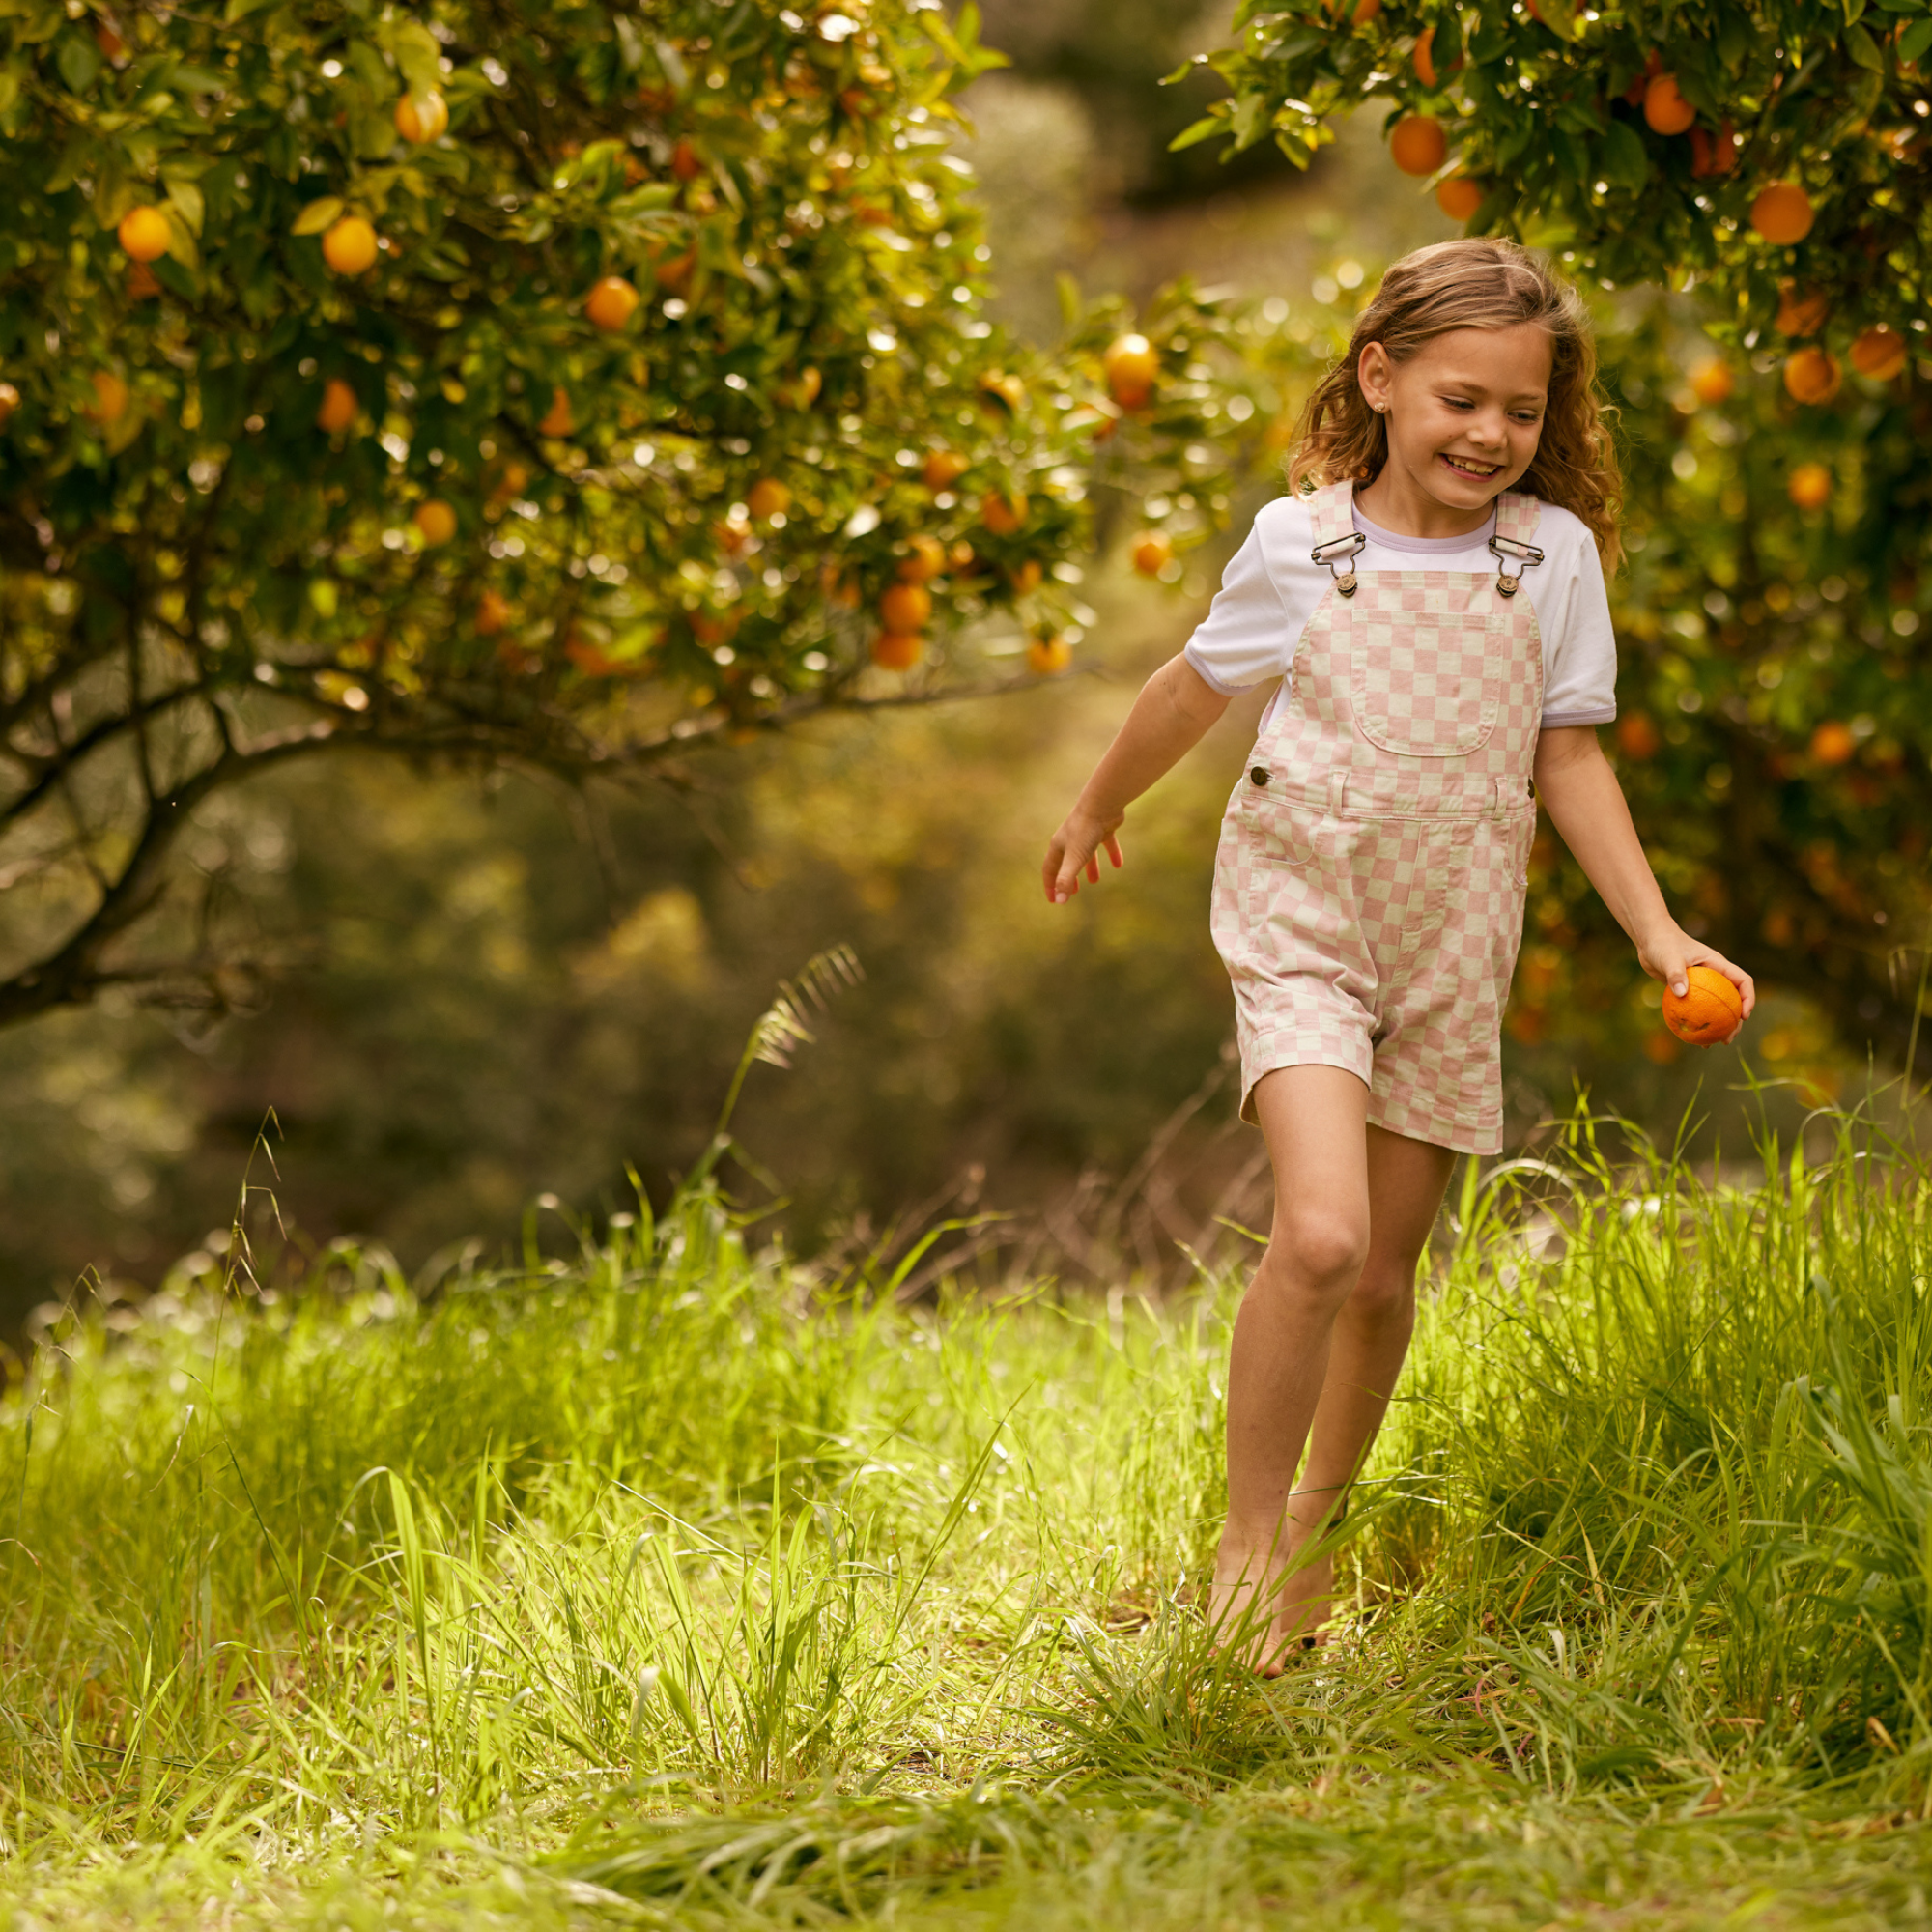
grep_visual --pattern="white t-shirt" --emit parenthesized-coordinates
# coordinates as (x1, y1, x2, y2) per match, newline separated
(1182, 493, 1618, 732)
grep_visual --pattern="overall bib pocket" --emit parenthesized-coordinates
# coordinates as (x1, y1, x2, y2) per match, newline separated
(1347, 609, 1503, 758)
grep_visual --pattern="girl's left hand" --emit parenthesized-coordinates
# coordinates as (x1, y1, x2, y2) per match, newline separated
(1637, 924, 1755, 1037)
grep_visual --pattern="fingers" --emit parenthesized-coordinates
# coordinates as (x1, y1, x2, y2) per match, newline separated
(1104, 834, 1125, 870)
(1085, 852, 1100, 884)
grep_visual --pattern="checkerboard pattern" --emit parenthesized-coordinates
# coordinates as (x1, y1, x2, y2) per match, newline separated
(1208, 482, 1546, 1154)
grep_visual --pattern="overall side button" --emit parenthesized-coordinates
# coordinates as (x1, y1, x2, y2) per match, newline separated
(1250, 766, 1270, 787)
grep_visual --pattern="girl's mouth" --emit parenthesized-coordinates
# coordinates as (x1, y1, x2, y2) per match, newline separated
(1439, 452, 1504, 479)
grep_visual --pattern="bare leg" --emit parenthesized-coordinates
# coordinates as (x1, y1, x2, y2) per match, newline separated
(1273, 1123, 1457, 1649)
(1208, 1065, 1373, 1674)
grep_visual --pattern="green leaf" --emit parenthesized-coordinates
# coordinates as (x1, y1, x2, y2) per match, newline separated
(1169, 109, 1231, 154)
(1528, 0, 1577, 37)
(1903, 18, 1932, 61)
(292, 196, 344, 236)
(55, 30, 99, 94)
(385, 19, 442, 99)
(161, 204, 199, 270)
(1600, 120, 1648, 193)
(223, 0, 282, 19)
(1846, 22, 1885, 70)
(166, 178, 204, 238)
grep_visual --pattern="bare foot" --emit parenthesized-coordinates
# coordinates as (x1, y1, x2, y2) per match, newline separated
(1274, 1542, 1338, 1654)
(1208, 1532, 1293, 1677)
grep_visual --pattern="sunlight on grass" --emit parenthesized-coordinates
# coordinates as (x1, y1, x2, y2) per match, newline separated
(6, 1103, 1932, 1926)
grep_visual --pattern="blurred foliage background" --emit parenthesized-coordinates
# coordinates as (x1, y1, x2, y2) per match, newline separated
(0, 10, 1906, 1322)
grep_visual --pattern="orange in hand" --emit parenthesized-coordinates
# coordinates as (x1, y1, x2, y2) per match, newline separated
(1662, 964, 1743, 1046)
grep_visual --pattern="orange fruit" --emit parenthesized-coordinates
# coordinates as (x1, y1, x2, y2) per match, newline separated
(1133, 532, 1174, 576)
(1783, 348, 1840, 405)
(713, 512, 751, 555)
(475, 590, 511, 636)
(691, 610, 741, 646)
(394, 90, 448, 144)
(322, 214, 379, 275)
(1851, 325, 1907, 381)
(654, 247, 696, 294)
(1027, 635, 1072, 676)
(87, 370, 129, 423)
(1341, 0, 1380, 19)
(746, 478, 791, 520)
(780, 365, 822, 410)
(979, 370, 1025, 413)
(539, 386, 575, 438)
(414, 499, 457, 546)
(1010, 559, 1043, 595)
(871, 631, 922, 670)
(1435, 176, 1485, 220)
(1662, 964, 1743, 1046)
(316, 378, 358, 433)
(1642, 73, 1695, 135)
(0, 383, 17, 427)
(1642, 1027, 1683, 1065)
(1103, 333, 1159, 409)
(1689, 122, 1737, 177)
(1787, 462, 1831, 511)
(1750, 183, 1814, 245)
(1776, 283, 1829, 336)
(980, 490, 1027, 536)
(1413, 25, 1436, 88)
(1616, 712, 1661, 760)
(126, 262, 161, 300)
(879, 582, 932, 634)
(117, 205, 170, 263)
(897, 534, 948, 582)
(1389, 115, 1447, 177)
(922, 449, 969, 492)
(585, 274, 639, 331)
(1811, 720, 1856, 765)
(1689, 360, 1734, 406)
(671, 138, 702, 182)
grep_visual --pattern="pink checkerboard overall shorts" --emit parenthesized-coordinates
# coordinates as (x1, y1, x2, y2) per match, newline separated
(1209, 482, 1545, 1154)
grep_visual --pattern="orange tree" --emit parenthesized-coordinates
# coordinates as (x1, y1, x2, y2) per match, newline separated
(1198, 3, 1932, 1068)
(0, 0, 1295, 1026)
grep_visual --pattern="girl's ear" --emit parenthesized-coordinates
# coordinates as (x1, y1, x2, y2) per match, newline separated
(1356, 342, 1394, 416)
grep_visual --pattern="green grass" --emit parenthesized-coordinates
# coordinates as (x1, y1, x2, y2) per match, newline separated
(8, 1101, 1932, 1927)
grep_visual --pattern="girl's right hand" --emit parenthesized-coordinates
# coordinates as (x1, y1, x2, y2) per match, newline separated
(1042, 809, 1125, 904)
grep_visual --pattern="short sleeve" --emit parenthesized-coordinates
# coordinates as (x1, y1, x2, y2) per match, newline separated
(1534, 516, 1618, 727)
(1182, 525, 1293, 695)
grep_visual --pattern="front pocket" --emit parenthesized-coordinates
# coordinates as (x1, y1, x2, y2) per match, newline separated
(1349, 611, 1503, 757)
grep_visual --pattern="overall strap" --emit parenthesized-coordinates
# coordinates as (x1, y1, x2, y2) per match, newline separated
(1488, 490, 1545, 599)
(1307, 480, 1356, 547)
(1493, 491, 1542, 545)
(1306, 481, 1367, 598)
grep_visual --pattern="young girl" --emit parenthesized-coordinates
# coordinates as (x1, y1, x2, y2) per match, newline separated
(1042, 239, 1753, 1672)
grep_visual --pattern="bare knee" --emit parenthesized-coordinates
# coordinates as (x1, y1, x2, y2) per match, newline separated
(1263, 1207, 1371, 1301)
(1345, 1258, 1418, 1330)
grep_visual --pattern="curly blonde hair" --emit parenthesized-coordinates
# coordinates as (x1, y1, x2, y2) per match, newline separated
(1286, 238, 1623, 571)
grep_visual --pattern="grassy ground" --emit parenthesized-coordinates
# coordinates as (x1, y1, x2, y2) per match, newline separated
(7, 1101, 1932, 1928)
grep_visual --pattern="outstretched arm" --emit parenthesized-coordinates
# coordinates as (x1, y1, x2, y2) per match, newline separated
(1532, 725, 1754, 1036)
(1043, 653, 1233, 904)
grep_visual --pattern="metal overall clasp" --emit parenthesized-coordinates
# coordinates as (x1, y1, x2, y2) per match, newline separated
(1489, 532, 1546, 598)
(1311, 531, 1368, 599)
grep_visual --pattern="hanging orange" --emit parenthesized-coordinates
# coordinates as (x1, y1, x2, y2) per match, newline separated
(1851, 326, 1907, 380)
(1661, 964, 1743, 1046)
(871, 631, 922, 670)
(1435, 176, 1485, 220)
(1642, 74, 1695, 134)
(1389, 115, 1447, 177)
(1750, 183, 1814, 244)
(1782, 348, 1840, 405)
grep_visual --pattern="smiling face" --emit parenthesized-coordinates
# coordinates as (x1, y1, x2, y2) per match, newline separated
(1353, 323, 1554, 535)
